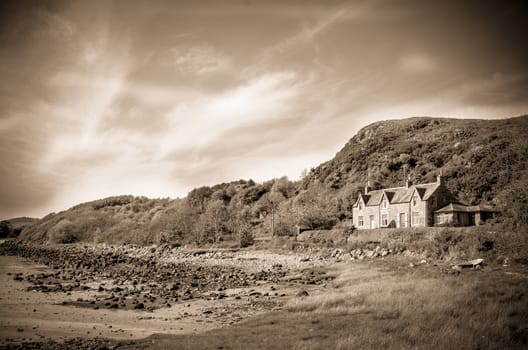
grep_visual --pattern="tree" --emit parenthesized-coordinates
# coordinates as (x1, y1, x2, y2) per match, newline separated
(0, 221, 11, 238)
(271, 176, 296, 199)
(187, 186, 213, 213)
(293, 185, 339, 230)
(226, 206, 255, 247)
(257, 191, 286, 236)
(193, 200, 229, 245)
(149, 200, 194, 244)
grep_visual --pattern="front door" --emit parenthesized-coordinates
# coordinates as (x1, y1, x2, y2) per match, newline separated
(369, 215, 375, 229)
(399, 213, 406, 228)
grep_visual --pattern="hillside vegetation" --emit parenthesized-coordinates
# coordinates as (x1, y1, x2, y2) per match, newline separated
(17, 115, 528, 246)
(0, 217, 38, 238)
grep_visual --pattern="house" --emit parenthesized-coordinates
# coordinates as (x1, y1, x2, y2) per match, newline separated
(352, 174, 456, 229)
(434, 203, 497, 226)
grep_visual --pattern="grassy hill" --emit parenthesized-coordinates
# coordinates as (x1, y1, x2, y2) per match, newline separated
(301, 116, 528, 225)
(0, 217, 39, 238)
(16, 115, 528, 246)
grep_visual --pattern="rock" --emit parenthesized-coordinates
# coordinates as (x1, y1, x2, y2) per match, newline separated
(296, 290, 309, 297)
(134, 303, 145, 309)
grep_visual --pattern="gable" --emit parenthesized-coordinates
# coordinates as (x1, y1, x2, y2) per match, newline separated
(416, 183, 440, 200)
(353, 194, 368, 209)
(380, 192, 390, 209)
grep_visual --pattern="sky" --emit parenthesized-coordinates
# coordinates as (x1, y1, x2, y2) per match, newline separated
(1, 0, 527, 219)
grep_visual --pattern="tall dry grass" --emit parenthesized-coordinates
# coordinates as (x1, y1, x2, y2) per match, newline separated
(286, 261, 527, 349)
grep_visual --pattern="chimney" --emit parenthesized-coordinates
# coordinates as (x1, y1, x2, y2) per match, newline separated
(437, 169, 444, 185)
(405, 175, 411, 188)
(365, 180, 371, 194)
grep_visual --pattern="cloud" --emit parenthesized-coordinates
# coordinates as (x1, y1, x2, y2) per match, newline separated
(400, 53, 436, 73)
(2, 0, 528, 219)
(171, 44, 232, 75)
(244, 4, 358, 76)
(159, 71, 302, 158)
(0, 109, 63, 218)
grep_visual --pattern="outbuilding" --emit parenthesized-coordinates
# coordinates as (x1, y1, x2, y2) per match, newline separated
(434, 203, 497, 226)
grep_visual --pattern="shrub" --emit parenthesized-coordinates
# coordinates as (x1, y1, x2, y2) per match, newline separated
(48, 219, 78, 244)
(0, 221, 11, 238)
(239, 229, 255, 248)
(274, 221, 296, 236)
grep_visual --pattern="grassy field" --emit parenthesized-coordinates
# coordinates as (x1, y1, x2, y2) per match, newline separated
(126, 257, 527, 350)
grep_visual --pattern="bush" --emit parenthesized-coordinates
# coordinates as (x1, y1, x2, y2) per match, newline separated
(274, 221, 296, 236)
(239, 229, 254, 248)
(48, 219, 78, 244)
(0, 221, 11, 238)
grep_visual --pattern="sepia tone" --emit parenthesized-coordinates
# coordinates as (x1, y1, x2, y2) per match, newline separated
(0, 1, 527, 349)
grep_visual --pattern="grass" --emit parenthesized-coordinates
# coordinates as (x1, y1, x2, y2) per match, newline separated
(289, 261, 527, 349)
(125, 257, 527, 350)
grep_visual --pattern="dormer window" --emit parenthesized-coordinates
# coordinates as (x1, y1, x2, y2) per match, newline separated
(382, 199, 387, 209)
(359, 203, 363, 210)
(413, 197, 417, 206)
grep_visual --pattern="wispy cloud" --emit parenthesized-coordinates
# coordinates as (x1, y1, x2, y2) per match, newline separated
(244, 4, 359, 76)
(171, 44, 232, 75)
(159, 71, 302, 157)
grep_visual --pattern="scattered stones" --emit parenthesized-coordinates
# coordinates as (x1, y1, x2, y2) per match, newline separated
(0, 241, 332, 312)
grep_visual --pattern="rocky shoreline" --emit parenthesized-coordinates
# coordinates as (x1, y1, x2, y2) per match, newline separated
(0, 241, 336, 313)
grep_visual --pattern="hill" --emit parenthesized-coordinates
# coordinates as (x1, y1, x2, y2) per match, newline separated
(300, 116, 528, 225)
(0, 217, 39, 238)
(17, 115, 528, 245)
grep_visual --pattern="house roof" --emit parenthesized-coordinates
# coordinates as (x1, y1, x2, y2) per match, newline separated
(355, 179, 450, 207)
(365, 189, 384, 206)
(434, 203, 498, 213)
(415, 183, 440, 200)
(383, 182, 437, 204)
(388, 187, 414, 203)
(434, 203, 470, 213)
(354, 193, 369, 207)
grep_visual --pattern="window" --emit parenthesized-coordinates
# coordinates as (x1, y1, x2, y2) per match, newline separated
(382, 214, 388, 226)
(382, 199, 388, 209)
(359, 203, 362, 210)
(358, 216, 364, 227)
(413, 197, 417, 206)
